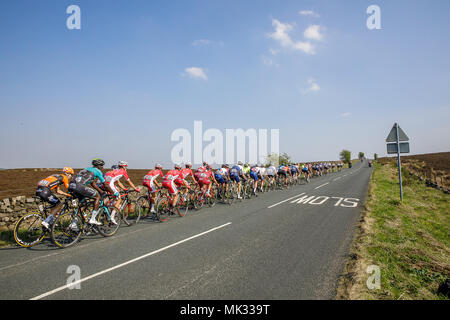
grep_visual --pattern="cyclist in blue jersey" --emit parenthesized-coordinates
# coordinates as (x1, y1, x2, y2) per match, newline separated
(68, 158, 113, 225)
(289, 164, 298, 179)
(229, 161, 246, 199)
(215, 164, 230, 196)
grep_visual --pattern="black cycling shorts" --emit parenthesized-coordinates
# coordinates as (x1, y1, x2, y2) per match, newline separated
(36, 186, 60, 206)
(68, 183, 97, 200)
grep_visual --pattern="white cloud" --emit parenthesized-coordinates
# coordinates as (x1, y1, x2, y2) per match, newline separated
(267, 19, 317, 55)
(304, 25, 324, 41)
(184, 67, 208, 80)
(301, 78, 321, 94)
(341, 112, 352, 118)
(267, 19, 295, 48)
(293, 41, 316, 54)
(299, 10, 320, 17)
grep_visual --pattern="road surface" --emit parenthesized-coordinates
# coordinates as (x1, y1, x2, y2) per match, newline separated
(0, 160, 372, 300)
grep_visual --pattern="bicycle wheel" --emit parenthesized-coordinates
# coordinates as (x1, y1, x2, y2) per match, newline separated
(96, 206, 121, 237)
(51, 211, 83, 248)
(121, 199, 139, 226)
(177, 193, 189, 217)
(135, 196, 150, 222)
(207, 188, 218, 207)
(193, 191, 205, 210)
(155, 196, 170, 222)
(13, 212, 47, 248)
(224, 186, 234, 205)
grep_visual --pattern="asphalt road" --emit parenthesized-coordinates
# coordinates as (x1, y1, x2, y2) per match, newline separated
(0, 160, 372, 300)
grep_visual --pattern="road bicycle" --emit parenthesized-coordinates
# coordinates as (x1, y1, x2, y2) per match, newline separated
(108, 189, 139, 226)
(216, 180, 234, 205)
(193, 183, 218, 209)
(51, 193, 121, 248)
(242, 178, 257, 198)
(276, 174, 289, 190)
(155, 186, 193, 221)
(13, 197, 77, 248)
(134, 188, 165, 223)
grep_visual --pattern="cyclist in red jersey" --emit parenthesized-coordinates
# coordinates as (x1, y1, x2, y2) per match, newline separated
(197, 162, 218, 197)
(142, 164, 164, 213)
(162, 164, 184, 209)
(104, 161, 140, 224)
(175, 161, 199, 190)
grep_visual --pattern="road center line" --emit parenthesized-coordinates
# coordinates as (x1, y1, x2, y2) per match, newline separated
(30, 222, 232, 300)
(267, 193, 305, 208)
(314, 182, 329, 190)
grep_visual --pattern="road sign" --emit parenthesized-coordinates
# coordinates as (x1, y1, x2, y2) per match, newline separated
(386, 124, 409, 142)
(387, 142, 410, 154)
(386, 123, 410, 201)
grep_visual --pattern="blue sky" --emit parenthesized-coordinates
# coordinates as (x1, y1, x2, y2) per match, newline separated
(1, 0, 449, 168)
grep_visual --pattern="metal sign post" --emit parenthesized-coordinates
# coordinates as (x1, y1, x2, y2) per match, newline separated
(386, 123, 410, 201)
(395, 124, 404, 201)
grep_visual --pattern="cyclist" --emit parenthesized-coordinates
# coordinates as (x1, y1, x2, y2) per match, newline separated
(162, 164, 185, 211)
(37, 167, 74, 229)
(194, 161, 209, 182)
(68, 158, 112, 225)
(249, 165, 260, 194)
(289, 163, 299, 180)
(266, 164, 277, 187)
(258, 164, 267, 191)
(277, 163, 290, 186)
(197, 163, 217, 198)
(301, 163, 310, 182)
(214, 164, 230, 196)
(176, 161, 198, 190)
(142, 164, 164, 213)
(104, 161, 140, 224)
(229, 161, 245, 199)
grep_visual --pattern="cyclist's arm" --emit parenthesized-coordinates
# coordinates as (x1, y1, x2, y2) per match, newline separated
(117, 180, 126, 191)
(55, 186, 71, 197)
(126, 179, 140, 191)
(91, 181, 106, 194)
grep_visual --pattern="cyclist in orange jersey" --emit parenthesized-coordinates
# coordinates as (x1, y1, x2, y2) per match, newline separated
(36, 167, 74, 229)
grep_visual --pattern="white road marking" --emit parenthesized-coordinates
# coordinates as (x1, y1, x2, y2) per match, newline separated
(267, 193, 305, 208)
(333, 177, 342, 181)
(314, 182, 329, 190)
(30, 222, 232, 300)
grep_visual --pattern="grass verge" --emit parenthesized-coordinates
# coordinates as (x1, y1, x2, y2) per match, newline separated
(336, 161, 449, 300)
(0, 229, 15, 247)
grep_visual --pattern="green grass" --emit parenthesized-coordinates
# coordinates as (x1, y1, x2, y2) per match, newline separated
(337, 161, 450, 300)
(0, 229, 15, 247)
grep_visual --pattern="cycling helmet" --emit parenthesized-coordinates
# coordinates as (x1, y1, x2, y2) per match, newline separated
(174, 164, 182, 169)
(202, 161, 209, 167)
(185, 161, 192, 167)
(244, 163, 249, 167)
(238, 161, 243, 165)
(118, 160, 128, 167)
(63, 167, 74, 175)
(155, 163, 163, 169)
(92, 158, 105, 167)
(111, 165, 119, 170)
